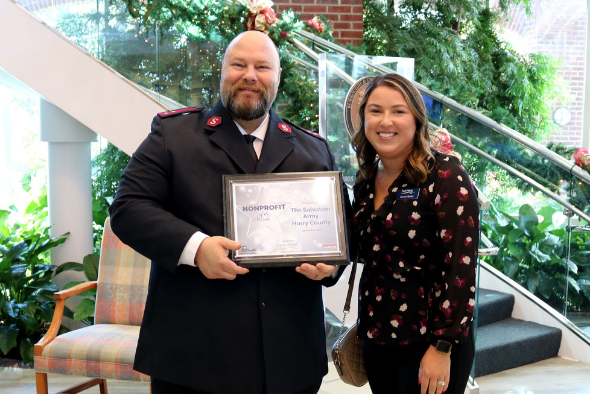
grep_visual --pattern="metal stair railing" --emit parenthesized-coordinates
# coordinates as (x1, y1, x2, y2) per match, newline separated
(293, 29, 590, 189)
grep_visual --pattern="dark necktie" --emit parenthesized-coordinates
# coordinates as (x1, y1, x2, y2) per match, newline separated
(243, 134, 258, 165)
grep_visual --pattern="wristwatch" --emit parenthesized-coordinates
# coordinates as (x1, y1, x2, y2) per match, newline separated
(434, 340, 453, 354)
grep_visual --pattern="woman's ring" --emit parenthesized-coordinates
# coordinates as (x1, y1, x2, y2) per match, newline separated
(437, 381, 445, 386)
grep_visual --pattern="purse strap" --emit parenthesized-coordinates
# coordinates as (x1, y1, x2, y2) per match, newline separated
(334, 255, 359, 352)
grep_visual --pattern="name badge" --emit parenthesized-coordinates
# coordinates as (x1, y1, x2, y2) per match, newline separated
(396, 188, 419, 200)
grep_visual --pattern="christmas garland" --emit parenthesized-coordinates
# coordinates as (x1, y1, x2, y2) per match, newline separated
(115, 0, 341, 131)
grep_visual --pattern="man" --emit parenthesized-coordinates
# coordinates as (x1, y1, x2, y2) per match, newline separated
(109, 31, 348, 394)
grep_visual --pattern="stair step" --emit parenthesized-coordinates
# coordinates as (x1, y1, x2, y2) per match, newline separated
(474, 318, 562, 377)
(477, 288, 514, 327)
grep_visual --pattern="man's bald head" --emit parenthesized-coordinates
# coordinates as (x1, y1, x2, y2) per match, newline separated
(222, 31, 281, 73)
(220, 31, 282, 123)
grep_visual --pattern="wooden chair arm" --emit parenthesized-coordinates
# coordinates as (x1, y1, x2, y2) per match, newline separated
(54, 281, 98, 300)
(34, 281, 98, 357)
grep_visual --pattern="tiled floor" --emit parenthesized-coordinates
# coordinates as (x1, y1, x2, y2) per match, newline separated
(1, 357, 589, 394)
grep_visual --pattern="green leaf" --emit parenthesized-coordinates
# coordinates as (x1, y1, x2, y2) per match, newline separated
(530, 244, 550, 263)
(542, 233, 560, 247)
(18, 314, 39, 336)
(508, 243, 523, 260)
(567, 276, 581, 293)
(0, 258, 10, 271)
(526, 269, 540, 294)
(36, 302, 54, 323)
(25, 199, 40, 215)
(503, 256, 520, 278)
(19, 338, 34, 365)
(499, 210, 519, 227)
(565, 259, 578, 275)
(496, 223, 514, 236)
(6, 241, 28, 262)
(79, 288, 97, 297)
(83, 254, 99, 281)
(73, 298, 96, 322)
(0, 210, 10, 228)
(11, 263, 30, 279)
(508, 228, 524, 242)
(19, 301, 38, 317)
(0, 325, 19, 355)
(1, 299, 16, 318)
(518, 204, 538, 235)
(538, 271, 554, 299)
(62, 281, 84, 290)
(55, 262, 84, 275)
(537, 206, 555, 230)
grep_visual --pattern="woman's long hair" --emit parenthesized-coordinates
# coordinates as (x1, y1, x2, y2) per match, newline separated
(351, 73, 433, 186)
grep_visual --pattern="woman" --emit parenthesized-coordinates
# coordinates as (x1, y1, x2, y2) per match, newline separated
(351, 74, 479, 394)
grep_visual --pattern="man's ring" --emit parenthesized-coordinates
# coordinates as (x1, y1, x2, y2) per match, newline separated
(314, 274, 319, 278)
(437, 381, 445, 386)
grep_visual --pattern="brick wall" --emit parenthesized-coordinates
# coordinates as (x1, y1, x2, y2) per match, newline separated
(273, 0, 364, 45)
(498, 0, 587, 147)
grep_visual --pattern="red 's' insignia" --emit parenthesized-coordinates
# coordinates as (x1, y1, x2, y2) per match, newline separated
(278, 123, 291, 133)
(207, 116, 222, 127)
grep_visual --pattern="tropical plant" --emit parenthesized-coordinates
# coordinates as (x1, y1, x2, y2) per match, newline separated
(482, 203, 590, 313)
(0, 193, 74, 364)
(61, 254, 100, 326)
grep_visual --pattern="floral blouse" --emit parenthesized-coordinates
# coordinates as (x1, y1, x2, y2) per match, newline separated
(352, 152, 479, 346)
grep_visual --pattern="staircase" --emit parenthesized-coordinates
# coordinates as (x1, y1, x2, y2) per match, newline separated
(474, 288, 562, 377)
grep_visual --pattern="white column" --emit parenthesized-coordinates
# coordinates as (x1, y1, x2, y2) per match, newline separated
(40, 100, 96, 294)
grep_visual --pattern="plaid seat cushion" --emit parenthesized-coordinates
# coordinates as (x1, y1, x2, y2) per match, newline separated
(95, 218, 151, 325)
(35, 324, 149, 382)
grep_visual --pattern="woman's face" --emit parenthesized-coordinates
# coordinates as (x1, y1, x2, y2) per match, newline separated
(364, 86, 416, 162)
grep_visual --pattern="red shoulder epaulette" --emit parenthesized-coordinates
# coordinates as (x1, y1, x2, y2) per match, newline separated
(283, 119, 324, 139)
(158, 107, 204, 118)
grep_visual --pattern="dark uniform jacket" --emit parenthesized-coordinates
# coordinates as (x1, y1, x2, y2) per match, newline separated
(109, 100, 348, 394)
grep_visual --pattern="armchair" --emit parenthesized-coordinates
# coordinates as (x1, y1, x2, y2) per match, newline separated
(34, 218, 151, 393)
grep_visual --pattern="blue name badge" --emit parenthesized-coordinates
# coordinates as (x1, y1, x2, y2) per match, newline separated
(396, 188, 420, 200)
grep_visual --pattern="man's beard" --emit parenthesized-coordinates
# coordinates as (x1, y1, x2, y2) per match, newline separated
(221, 81, 276, 121)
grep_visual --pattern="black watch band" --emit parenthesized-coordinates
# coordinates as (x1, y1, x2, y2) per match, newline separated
(434, 340, 453, 354)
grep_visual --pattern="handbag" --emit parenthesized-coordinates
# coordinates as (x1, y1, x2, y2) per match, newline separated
(331, 257, 368, 387)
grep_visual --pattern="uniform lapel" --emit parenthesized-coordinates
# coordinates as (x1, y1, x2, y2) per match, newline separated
(206, 101, 256, 174)
(256, 109, 295, 174)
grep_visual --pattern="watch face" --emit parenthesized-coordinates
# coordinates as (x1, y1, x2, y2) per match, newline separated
(436, 340, 452, 353)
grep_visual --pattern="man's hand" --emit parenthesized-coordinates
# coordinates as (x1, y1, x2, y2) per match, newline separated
(195, 236, 249, 280)
(295, 263, 336, 280)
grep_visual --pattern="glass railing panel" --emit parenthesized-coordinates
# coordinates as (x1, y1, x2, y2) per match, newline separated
(564, 172, 590, 335)
(454, 141, 578, 319)
(437, 103, 580, 215)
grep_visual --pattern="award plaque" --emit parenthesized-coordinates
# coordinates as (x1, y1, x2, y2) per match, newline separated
(223, 172, 350, 268)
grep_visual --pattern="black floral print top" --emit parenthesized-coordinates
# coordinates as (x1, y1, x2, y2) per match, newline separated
(352, 152, 479, 346)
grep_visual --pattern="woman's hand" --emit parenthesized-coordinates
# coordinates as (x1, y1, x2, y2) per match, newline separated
(419, 345, 451, 394)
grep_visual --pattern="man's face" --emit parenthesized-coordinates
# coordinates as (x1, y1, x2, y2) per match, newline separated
(220, 32, 281, 121)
